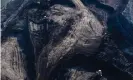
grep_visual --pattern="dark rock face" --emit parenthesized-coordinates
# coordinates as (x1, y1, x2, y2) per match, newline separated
(1, 0, 23, 26)
(122, 0, 133, 24)
(107, 0, 133, 56)
(97, 0, 128, 12)
(121, 0, 133, 55)
(96, 34, 133, 77)
(1, 0, 133, 80)
(50, 53, 132, 80)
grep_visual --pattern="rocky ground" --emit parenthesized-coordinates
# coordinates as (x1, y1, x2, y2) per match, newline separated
(1, 0, 133, 80)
